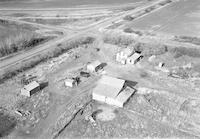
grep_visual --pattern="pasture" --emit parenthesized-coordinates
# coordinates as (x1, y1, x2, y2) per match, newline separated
(126, 0, 200, 37)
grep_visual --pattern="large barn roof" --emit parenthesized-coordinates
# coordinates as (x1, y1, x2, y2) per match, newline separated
(93, 75, 125, 98)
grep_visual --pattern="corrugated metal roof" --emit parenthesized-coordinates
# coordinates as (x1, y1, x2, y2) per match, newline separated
(116, 86, 135, 104)
(93, 75, 125, 98)
(24, 81, 40, 91)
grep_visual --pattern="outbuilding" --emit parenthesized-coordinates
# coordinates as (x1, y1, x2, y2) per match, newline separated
(64, 79, 77, 88)
(92, 75, 135, 107)
(87, 60, 102, 73)
(21, 81, 40, 97)
(126, 52, 142, 65)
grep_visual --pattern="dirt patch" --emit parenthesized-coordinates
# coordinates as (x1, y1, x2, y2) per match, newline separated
(96, 106, 116, 121)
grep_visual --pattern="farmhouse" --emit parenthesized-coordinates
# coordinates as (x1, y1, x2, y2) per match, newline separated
(21, 81, 40, 97)
(116, 47, 134, 64)
(116, 47, 142, 65)
(87, 60, 102, 73)
(92, 75, 135, 107)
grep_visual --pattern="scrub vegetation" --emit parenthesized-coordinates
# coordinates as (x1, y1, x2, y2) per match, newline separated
(0, 36, 95, 83)
(0, 30, 50, 57)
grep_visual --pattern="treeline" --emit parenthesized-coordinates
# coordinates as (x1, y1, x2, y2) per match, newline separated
(0, 31, 51, 57)
(103, 34, 168, 56)
(0, 36, 95, 83)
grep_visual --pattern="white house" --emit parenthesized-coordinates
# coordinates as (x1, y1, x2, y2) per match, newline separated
(116, 47, 134, 64)
(64, 79, 77, 88)
(116, 47, 142, 65)
(21, 81, 40, 97)
(87, 60, 102, 73)
(92, 75, 135, 107)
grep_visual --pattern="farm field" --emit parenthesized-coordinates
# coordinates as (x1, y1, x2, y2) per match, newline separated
(0, 0, 143, 9)
(126, 0, 200, 37)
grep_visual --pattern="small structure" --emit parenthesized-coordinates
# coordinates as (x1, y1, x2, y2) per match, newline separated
(21, 81, 40, 97)
(158, 62, 164, 68)
(126, 53, 142, 65)
(64, 79, 77, 88)
(92, 75, 135, 108)
(87, 60, 102, 73)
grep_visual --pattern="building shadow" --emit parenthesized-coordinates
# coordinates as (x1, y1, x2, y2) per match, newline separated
(40, 82, 49, 90)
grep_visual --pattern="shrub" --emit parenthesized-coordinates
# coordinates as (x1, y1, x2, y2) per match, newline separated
(174, 36, 200, 46)
(124, 28, 143, 36)
(0, 36, 95, 83)
(0, 32, 50, 57)
(123, 15, 135, 21)
(103, 34, 135, 46)
(169, 47, 200, 58)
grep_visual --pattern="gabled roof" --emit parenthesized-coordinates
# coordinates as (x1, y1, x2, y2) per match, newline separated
(93, 75, 125, 98)
(88, 60, 101, 68)
(115, 86, 135, 103)
(24, 81, 40, 91)
(122, 47, 134, 57)
(129, 53, 142, 61)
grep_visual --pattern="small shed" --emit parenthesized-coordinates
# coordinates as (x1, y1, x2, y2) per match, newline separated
(21, 81, 40, 97)
(126, 53, 142, 65)
(64, 79, 77, 88)
(87, 60, 102, 73)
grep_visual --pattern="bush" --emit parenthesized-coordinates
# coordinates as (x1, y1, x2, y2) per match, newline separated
(129, 42, 168, 56)
(103, 34, 135, 46)
(123, 15, 135, 21)
(142, 44, 168, 56)
(0, 32, 50, 57)
(174, 36, 200, 46)
(170, 47, 200, 58)
(0, 36, 95, 83)
(124, 28, 143, 36)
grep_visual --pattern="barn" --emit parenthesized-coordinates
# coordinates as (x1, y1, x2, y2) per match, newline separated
(92, 75, 135, 107)
(21, 81, 40, 97)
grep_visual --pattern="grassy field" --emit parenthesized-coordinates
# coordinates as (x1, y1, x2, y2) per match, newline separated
(0, 24, 49, 57)
(126, 0, 200, 36)
(0, 0, 142, 8)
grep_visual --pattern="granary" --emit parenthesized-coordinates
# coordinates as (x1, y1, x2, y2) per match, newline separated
(64, 79, 77, 88)
(126, 52, 142, 65)
(21, 81, 40, 97)
(87, 60, 102, 73)
(92, 75, 135, 107)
